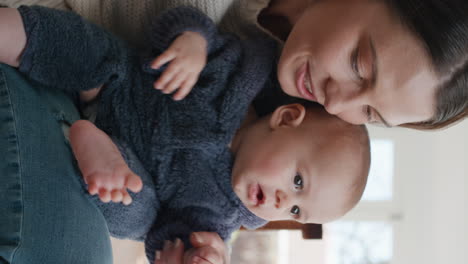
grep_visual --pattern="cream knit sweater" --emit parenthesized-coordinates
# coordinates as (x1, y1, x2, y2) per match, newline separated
(65, 0, 271, 47)
(2, 0, 67, 9)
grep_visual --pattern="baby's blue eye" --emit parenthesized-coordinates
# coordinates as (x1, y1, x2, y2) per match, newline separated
(294, 174, 303, 190)
(290, 205, 300, 216)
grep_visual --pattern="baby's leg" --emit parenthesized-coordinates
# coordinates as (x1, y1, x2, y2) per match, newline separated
(69, 120, 143, 205)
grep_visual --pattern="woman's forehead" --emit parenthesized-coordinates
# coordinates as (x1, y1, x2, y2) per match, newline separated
(369, 20, 438, 125)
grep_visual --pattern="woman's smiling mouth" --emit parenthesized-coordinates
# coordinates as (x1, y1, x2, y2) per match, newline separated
(296, 62, 317, 101)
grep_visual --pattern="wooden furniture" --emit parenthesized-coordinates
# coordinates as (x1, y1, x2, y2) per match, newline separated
(243, 221, 323, 239)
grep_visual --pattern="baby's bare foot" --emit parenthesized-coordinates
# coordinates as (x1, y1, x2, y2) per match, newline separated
(85, 162, 143, 205)
(70, 120, 143, 205)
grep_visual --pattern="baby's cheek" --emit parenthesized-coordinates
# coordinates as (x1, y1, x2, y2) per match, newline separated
(255, 157, 283, 178)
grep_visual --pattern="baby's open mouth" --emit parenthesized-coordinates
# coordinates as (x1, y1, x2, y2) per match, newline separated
(249, 184, 265, 206)
(256, 186, 264, 205)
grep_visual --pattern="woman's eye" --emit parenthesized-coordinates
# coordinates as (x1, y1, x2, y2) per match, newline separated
(365, 106, 382, 125)
(365, 105, 372, 122)
(294, 174, 303, 190)
(351, 48, 364, 81)
(290, 205, 300, 216)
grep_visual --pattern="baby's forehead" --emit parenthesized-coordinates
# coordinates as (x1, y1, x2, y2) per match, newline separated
(296, 176, 357, 223)
(303, 111, 367, 145)
(300, 129, 368, 186)
(302, 123, 364, 153)
(318, 134, 367, 170)
(292, 113, 370, 222)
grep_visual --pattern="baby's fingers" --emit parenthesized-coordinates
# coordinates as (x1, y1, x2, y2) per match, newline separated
(173, 76, 197, 101)
(162, 72, 187, 95)
(155, 62, 180, 90)
(151, 50, 176, 69)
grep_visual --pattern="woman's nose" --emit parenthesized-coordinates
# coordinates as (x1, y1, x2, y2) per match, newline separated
(324, 86, 369, 116)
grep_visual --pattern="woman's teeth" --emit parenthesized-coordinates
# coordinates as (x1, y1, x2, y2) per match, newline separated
(304, 74, 312, 94)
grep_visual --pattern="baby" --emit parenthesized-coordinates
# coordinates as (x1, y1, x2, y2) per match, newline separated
(0, 5, 370, 263)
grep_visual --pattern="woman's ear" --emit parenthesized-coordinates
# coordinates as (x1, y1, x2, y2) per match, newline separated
(269, 103, 306, 129)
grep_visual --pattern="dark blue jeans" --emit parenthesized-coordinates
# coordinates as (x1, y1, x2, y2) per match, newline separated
(0, 64, 112, 264)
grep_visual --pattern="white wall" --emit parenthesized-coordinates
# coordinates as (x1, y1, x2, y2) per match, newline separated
(368, 121, 468, 264)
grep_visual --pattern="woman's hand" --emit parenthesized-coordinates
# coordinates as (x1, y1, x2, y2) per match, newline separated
(0, 8, 27, 67)
(154, 238, 185, 264)
(154, 232, 229, 264)
(185, 232, 230, 264)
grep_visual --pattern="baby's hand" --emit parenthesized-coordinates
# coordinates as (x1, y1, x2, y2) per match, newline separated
(151, 31, 207, 101)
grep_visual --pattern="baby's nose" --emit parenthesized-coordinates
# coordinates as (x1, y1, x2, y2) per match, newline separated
(274, 190, 288, 209)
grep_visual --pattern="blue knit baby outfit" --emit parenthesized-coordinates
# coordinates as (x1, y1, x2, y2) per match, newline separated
(17, 5, 279, 261)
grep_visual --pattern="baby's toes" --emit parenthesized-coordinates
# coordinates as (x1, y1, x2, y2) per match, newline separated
(111, 189, 123, 203)
(126, 174, 143, 193)
(87, 181, 99, 195)
(122, 190, 133, 206)
(99, 189, 112, 203)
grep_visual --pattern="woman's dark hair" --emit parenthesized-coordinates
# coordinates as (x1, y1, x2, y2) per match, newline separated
(384, 0, 468, 130)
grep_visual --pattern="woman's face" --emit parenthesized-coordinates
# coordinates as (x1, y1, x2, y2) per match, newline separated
(278, 0, 439, 126)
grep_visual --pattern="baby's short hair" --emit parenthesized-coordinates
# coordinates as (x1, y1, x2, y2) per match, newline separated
(301, 102, 371, 220)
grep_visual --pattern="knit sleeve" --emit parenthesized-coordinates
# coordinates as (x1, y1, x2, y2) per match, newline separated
(17, 5, 131, 93)
(149, 6, 218, 54)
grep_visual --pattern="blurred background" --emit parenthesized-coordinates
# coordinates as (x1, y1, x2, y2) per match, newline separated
(2, 0, 466, 263)
(113, 119, 468, 264)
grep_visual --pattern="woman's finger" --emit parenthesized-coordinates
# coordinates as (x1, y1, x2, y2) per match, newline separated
(158, 238, 185, 264)
(154, 250, 162, 264)
(190, 232, 226, 255)
(189, 232, 229, 264)
(189, 247, 223, 264)
(192, 256, 214, 264)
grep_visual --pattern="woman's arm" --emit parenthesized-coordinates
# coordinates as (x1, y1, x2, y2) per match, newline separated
(0, 8, 26, 67)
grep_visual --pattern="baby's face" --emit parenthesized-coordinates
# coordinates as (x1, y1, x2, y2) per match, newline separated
(232, 106, 365, 223)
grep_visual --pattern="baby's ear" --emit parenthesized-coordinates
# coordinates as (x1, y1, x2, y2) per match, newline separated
(269, 103, 306, 129)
